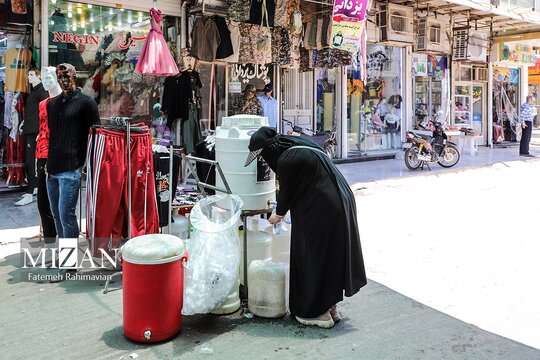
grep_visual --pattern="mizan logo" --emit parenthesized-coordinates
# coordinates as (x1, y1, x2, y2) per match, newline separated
(22, 238, 118, 269)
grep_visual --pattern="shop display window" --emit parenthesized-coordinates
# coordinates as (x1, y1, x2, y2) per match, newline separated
(47, 0, 178, 124)
(346, 44, 404, 156)
(316, 68, 338, 133)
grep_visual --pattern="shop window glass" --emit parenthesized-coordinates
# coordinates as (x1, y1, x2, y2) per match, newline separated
(0, 31, 34, 191)
(346, 44, 403, 157)
(47, 0, 178, 127)
(316, 69, 337, 133)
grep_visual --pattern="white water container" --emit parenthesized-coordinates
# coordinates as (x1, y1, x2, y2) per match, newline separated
(211, 278, 241, 315)
(170, 214, 190, 239)
(248, 260, 289, 318)
(215, 115, 276, 211)
(240, 218, 272, 284)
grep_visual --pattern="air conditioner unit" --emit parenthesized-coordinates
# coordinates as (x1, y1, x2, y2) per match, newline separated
(453, 28, 488, 62)
(366, 15, 379, 43)
(473, 65, 488, 81)
(378, 3, 414, 44)
(415, 17, 450, 54)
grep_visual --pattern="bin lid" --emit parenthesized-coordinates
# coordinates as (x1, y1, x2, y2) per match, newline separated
(122, 234, 185, 265)
(220, 115, 269, 129)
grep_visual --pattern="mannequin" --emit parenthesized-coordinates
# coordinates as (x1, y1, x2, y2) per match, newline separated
(35, 67, 63, 249)
(15, 69, 48, 206)
(377, 97, 388, 120)
(47, 63, 100, 241)
(384, 106, 400, 149)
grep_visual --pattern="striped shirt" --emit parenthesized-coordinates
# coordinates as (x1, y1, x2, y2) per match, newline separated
(520, 102, 534, 124)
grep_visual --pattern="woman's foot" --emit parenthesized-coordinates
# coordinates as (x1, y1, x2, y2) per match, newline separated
(329, 305, 341, 323)
(295, 310, 335, 329)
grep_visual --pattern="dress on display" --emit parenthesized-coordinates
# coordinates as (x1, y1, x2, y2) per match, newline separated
(135, 8, 179, 76)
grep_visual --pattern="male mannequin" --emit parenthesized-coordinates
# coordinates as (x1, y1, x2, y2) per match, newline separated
(257, 83, 278, 128)
(46, 63, 100, 240)
(15, 68, 48, 206)
(36, 67, 63, 246)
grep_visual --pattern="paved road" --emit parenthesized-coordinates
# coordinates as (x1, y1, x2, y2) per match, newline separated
(1, 150, 540, 359)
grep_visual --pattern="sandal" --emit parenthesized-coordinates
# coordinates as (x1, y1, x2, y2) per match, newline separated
(295, 311, 335, 329)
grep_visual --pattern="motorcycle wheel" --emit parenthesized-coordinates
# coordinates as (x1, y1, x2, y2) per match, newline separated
(437, 145, 460, 168)
(404, 147, 423, 170)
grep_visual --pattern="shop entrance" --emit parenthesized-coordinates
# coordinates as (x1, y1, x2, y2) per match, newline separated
(492, 67, 520, 144)
(472, 83, 487, 144)
(281, 68, 313, 133)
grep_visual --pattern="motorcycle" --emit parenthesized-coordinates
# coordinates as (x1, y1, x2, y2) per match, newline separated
(402, 122, 460, 170)
(282, 119, 336, 159)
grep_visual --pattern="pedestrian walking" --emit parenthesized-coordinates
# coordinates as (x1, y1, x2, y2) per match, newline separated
(519, 95, 535, 157)
(244, 127, 367, 329)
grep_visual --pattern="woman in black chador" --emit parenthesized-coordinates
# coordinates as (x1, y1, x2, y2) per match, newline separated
(244, 127, 367, 328)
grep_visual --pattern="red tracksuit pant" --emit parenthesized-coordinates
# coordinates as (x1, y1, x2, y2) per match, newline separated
(86, 127, 159, 256)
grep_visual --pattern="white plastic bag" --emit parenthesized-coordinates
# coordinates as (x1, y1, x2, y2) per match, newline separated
(182, 194, 244, 315)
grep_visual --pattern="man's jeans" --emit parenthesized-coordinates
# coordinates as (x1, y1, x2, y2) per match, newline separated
(47, 167, 82, 239)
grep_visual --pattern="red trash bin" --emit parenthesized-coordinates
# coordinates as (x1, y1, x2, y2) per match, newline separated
(122, 234, 188, 343)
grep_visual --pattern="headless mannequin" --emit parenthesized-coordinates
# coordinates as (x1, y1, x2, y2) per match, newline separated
(15, 71, 46, 206)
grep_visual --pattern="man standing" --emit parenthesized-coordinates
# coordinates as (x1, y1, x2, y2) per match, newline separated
(46, 63, 100, 239)
(519, 95, 535, 157)
(257, 83, 278, 128)
(232, 84, 263, 116)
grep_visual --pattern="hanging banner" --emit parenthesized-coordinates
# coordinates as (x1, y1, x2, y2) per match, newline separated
(499, 43, 539, 64)
(412, 53, 428, 76)
(529, 59, 540, 85)
(427, 55, 447, 78)
(330, 0, 368, 52)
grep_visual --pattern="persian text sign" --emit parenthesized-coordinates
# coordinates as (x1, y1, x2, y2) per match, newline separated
(330, 0, 368, 52)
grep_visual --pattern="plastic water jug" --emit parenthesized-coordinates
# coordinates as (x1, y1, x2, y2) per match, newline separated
(171, 213, 190, 239)
(211, 278, 241, 315)
(241, 218, 272, 284)
(248, 260, 288, 318)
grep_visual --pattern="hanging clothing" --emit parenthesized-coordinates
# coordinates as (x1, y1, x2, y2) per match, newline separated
(213, 16, 234, 59)
(86, 125, 159, 257)
(182, 104, 202, 155)
(153, 150, 181, 227)
(135, 8, 179, 75)
(227, 0, 250, 22)
(161, 70, 202, 128)
(248, 0, 275, 27)
(222, 21, 241, 63)
(248, 127, 367, 318)
(4, 0, 33, 26)
(2, 48, 32, 93)
(190, 16, 221, 62)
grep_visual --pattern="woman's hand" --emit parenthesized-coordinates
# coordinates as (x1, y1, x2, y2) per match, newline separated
(269, 213, 284, 225)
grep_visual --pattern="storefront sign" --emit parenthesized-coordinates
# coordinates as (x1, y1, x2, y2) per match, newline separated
(528, 59, 540, 85)
(52, 31, 146, 48)
(427, 55, 446, 78)
(499, 43, 539, 64)
(412, 53, 428, 76)
(52, 31, 100, 45)
(493, 67, 520, 83)
(330, 0, 368, 52)
(230, 64, 270, 83)
(229, 81, 242, 93)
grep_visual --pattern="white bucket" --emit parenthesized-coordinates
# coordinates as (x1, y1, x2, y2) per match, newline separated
(248, 260, 288, 318)
(215, 115, 276, 211)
